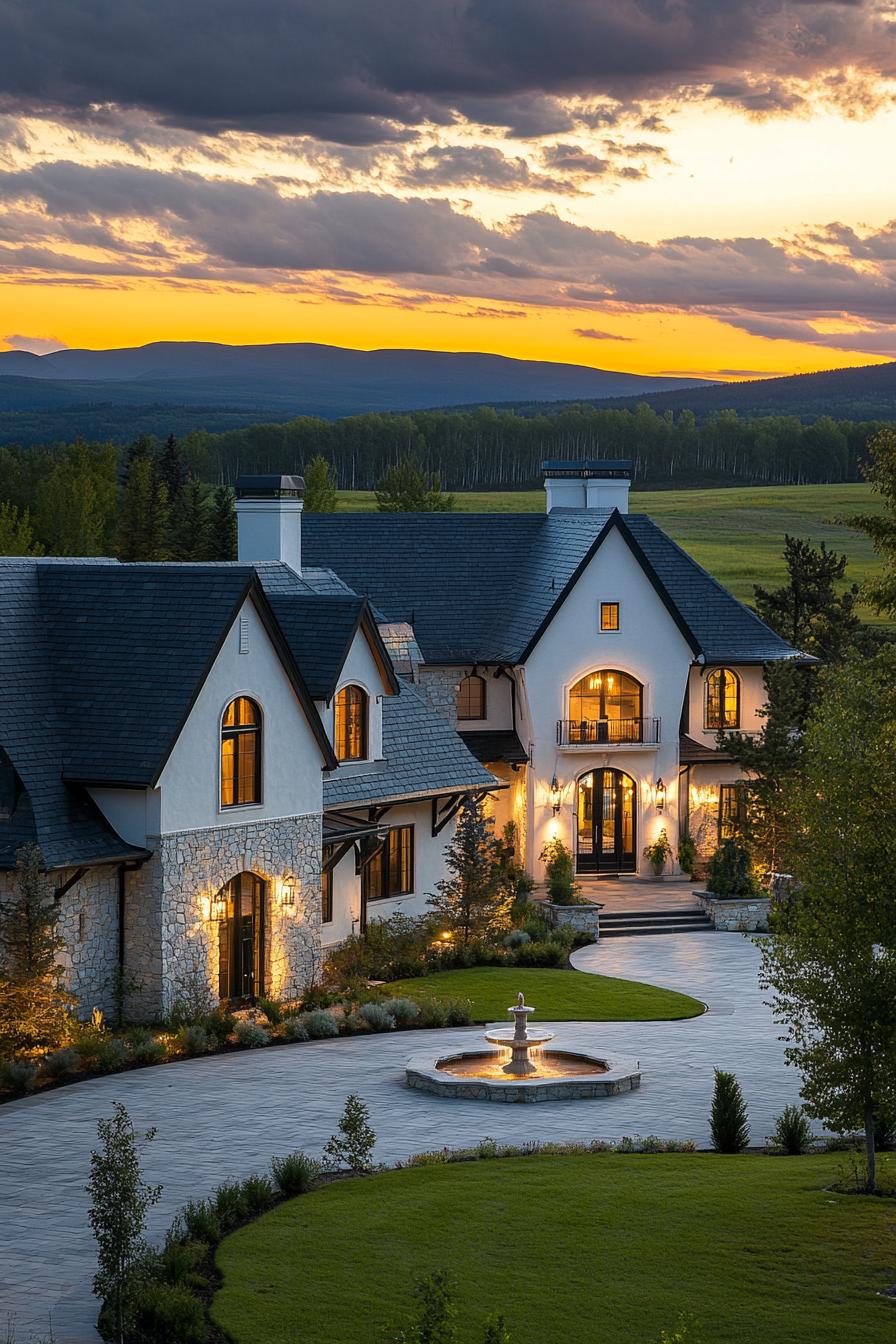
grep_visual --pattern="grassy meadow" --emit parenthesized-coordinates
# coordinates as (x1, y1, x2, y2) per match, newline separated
(336, 482, 887, 615)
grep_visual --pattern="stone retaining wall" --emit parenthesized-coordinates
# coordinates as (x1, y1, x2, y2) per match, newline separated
(695, 890, 770, 932)
(543, 902, 601, 939)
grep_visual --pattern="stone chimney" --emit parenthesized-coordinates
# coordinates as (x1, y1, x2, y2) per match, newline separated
(542, 460, 631, 514)
(235, 474, 304, 572)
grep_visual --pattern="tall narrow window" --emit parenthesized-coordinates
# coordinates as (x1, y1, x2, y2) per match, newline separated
(364, 826, 415, 902)
(600, 602, 620, 632)
(457, 673, 486, 720)
(705, 668, 740, 730)
(334, 684, 368, 761)
(320, 865, 333, 925)
(221, 697, 261, 807)
(718, 783, 746, 841)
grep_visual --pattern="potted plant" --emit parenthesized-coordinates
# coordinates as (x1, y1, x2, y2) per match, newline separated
(677, 828, 698, 879)
(643, 828, 673, 878)
(538, 837, 580, 905)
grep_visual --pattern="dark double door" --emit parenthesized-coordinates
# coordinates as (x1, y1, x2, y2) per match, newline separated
(218, 872, 265, 1002)
(576, 769, 636, 874)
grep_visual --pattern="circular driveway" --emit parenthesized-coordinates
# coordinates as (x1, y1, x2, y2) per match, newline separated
(0, 932, 803, 1343)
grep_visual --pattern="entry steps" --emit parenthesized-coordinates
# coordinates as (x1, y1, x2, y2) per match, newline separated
(598, 907, 713, 938)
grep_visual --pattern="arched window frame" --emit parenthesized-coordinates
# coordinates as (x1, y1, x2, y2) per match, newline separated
(566, 669, 643, 744)
(704, 667, 740, 731)
(334, 683, 369, 762)
(457, 673, 487, 721)
(220, 696, 262, 809)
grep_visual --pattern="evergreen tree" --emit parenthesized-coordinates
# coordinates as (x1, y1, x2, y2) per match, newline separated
(117, 453, 170, 561)
(845, 426, 896, 618)
(303, 454, 338, 512)
(206, 485, 237, 560)
(167, 476, 210, 561)
(427, 799, 513, 945)
(157, 434, 188, 502)
(753, 534, 866, 660)
(34, 440, 118, 556)
(322, 1093, 377, 1174)
(0, 843, 75, 1053)
(375, 458, 455, 513)
(709, 1070, 750, 1153)
(0, 501, 42, 556)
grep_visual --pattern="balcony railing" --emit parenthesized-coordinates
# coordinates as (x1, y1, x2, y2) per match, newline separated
(556, 717, 661, 747)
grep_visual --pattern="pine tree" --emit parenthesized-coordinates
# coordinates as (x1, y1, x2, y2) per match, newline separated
(117, 453, 170, 561)
(709, 1069, 750, 1153)
(0, 843, 75, 1053)
(206, 485, 237, 560)
(167, 476, 210, 561)
(845, 427, 896, 618)
(322, 1093, 377, 1174)
(754, 534, 867, 660)
(303, 454, 338, 512)
(157, 434, 188, 502)
(0, 501, 42, 556)
(427, 799, 513, 945)
(375, 458, 455, 513)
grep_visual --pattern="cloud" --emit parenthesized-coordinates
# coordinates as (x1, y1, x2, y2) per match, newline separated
(1, 332, 68, 353)
(574, 327, 633, 341)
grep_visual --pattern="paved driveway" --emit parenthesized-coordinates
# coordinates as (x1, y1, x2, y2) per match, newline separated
(0, 932, 803, 1343)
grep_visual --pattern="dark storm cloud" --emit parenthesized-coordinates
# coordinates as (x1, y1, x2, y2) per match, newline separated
(0, 1, 891, 141)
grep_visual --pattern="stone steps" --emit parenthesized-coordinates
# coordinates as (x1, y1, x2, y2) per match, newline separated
(598, 908, 714, 938)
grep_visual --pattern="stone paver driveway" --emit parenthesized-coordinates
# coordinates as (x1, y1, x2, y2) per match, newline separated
(0, 932, 802, 1343)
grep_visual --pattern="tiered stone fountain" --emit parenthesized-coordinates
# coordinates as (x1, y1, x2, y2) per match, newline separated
(406, 992, 641, 1103)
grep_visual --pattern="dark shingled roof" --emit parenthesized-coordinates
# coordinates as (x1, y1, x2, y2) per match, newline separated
(323, 679, 498, 809)
(302, 511, 803, 665)
(265, 592, 368, 700)
(678, 733, 736, 765)
(459, 730, 529, 766)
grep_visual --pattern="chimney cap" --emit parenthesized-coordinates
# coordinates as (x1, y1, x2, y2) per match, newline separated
(235, 474, 304, 499)
(541, 459, 631, 479)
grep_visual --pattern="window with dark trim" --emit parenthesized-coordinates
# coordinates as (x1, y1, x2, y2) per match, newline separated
(321, 865, 333, 924)
(365, 826, 415, 901)
(600, 602, 620, 632)
(718, 783, 747, 841)
(457, 673, 486, 720)
(221, 696, 262, 807)
(705, 668, 740, 730)
(334, 684, 368, 761)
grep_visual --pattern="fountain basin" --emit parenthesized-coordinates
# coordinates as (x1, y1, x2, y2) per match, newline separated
(405, 1045, 641, 1102)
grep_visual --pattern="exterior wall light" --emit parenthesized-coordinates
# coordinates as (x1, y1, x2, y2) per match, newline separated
(210, 889, 227, 922)
(550, 775, 562, 815)
(279, 874, 300, 909)
(655, 778, 666, 813)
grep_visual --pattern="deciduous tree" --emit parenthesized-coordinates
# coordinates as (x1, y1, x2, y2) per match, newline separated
(303, 454, 338, 512)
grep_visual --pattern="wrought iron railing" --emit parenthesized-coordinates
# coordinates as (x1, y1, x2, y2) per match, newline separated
(556, 717, 661, 746)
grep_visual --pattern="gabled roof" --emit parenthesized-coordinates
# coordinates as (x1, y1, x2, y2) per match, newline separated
(458, 730, 529, 766)
(264, 592, 399, 701)
(302, 511, 804, 666)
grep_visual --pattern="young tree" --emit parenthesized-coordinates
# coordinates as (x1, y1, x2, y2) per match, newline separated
(375, 458, 455, 513)
(206, 485, 237, 560)
(322, 1093, 377, 1174)
(167, 476, 210, 561)
(753, 534, 866, 661)
(759, 647, 896, 1190)
(0, 843, 75, 1054)
(427, 799, 513, 945)
(117, 451, 170, 561)
(157, 433, 188, 502)
(87, 1102, 161, 1342)
(0, 501, 42, 556)
(303, 454, 338, 512)
(381, 1270, 457, 1344)
(709, 1069, 750, 1153)
(845, 426, 896, 618)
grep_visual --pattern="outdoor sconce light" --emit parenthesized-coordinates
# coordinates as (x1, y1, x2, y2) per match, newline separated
(279, 874, 300, 909)
(209, 890, 227, 923)
(550, 775, 562, 815)
(655, 778, 666, 813)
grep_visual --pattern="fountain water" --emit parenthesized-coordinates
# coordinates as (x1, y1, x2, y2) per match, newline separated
(484, 992, 554, 1075)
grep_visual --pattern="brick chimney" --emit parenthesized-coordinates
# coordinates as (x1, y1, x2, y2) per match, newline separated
(542, 460, 631, 514)
(235, 474, 304, 573)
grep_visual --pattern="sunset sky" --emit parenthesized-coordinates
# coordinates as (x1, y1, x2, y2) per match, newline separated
(1, 1, 896, 378)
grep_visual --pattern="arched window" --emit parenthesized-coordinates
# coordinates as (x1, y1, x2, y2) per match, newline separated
(334, 684, 368, 761)
(221, 697, 261, 807)
(705, 668, 740, 730)
(457, 673, 486, 721)
(568, 670, 642, 743)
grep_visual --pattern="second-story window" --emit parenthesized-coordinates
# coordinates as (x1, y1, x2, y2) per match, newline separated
(568, 670, 642, 743)
(221, 696, 262, 807)
(705, 668, 740, 730)
(457, 673, 486, 720)
(334, 684, 368, 761)
(600, 602, 620, 631)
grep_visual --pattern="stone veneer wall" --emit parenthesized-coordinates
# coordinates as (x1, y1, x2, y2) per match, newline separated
(149, 811, 323, 1019)
(416, 667, 461, 728)
(695, 890, 770, 932)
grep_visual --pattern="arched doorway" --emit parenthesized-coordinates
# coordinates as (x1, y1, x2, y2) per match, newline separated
(217, 872, 266, 1002)
(576, 770, 636, 874)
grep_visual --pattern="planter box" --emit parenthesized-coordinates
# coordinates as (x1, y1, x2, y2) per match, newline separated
(543, 902, 602, 940)
(694, 890, 770, 932)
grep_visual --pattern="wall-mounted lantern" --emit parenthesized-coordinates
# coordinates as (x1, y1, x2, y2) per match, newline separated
(654, 778, 666, 813)
(550, 775, 562, 815)
(209, 889, 227, 922)
(279, 873, 300, 909)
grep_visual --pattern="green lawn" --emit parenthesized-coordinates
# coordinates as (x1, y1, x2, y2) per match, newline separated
(213, 1154, 896, 1344)
(335, 482, 887, 616)
(381, 966, 704, 1021)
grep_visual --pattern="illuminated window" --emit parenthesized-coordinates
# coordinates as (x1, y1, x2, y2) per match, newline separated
(705, 668, 740, 730)
(365, 826, 415, 901)
(568, 670, 642, 742)
(321, 865, 333, 924)
(221, 697, 261, 807)
(719, 784, 747, 841)
(334, 684, 368, 761)
(600, 602, 620, 631)
(457, 673, 486, 720)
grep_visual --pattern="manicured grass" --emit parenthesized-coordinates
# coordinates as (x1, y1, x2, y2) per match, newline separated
(381, 966, 704, 1022)
(213, 1153, 896, 1344)
(335, 482, 887, 617)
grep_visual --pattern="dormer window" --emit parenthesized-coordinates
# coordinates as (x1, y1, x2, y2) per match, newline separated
(457, 674, 486, 721)
(705, 668, 740, 731)
(334, 684, 368, 761)
(221, 697, 262, 807)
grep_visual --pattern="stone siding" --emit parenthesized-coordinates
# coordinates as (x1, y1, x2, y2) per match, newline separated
(416, 667, 461, 727)
(543, 902, 601, 939)
(695, 890, 770, 932)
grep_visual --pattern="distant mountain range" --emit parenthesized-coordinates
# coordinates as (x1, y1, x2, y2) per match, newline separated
(0, 341, 714, 420)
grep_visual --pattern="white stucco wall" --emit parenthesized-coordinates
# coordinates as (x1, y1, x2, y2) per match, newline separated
(685, 664, 767, 746)
(523, 525, 696, 878)
(87, 787, 160, 849)
(318, 628, 386, 761)
(452, 666, 514, 731)
(156, 596, 325, 835)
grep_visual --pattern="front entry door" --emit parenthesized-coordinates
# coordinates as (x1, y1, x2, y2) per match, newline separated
(576, 770, 636, 873)
(218, 872, 265, 1002)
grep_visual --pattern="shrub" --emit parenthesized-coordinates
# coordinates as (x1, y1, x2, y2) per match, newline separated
(179, 1199, 220, 1244)
(133, 1280, 205, 1343)
(271, 1150, 320, 1197)
(770, 1104, 813, 1155)
(130, 1033, 167, 1067)
(159, 1236, 207, 1286)
(241, 1173, 276, 1215)
(707, 839, 759, 898)
(503, 929, 531, 949)
(710, 1069, 750, 1153)
(94, 1037, 131, 1073)
(302, 1009, 340, 1039)
(643, 828, 674, 876)
(233, 1020, 270, 1048)
(874, 1111, 896, 1152)
(357, 1002, 396, 1032)
(512, 939, 566, 968)
(202, 1008, 236, 1044)
(1, 1057, 38, 1092)
(443, 997, 473, 1027)
(177, 1024, 211, 1057)
(677, 829, 698, 879)
(282, 1016, 310, 1042)
(324, 912, 431, 985)
(322, 1092, 377, 1174)
(379, 996, 420, 1026)
(212, 1180, 249, 1231)
(343, 1011, 371, 1035)
(41, 1045, 80, 1080)
(418, 998, 450, 1028)
(257, 997, 283, 1026)
(539, 837, 579, 904)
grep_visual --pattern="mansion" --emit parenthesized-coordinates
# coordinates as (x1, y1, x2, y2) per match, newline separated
(0, 462, 804, 1019)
